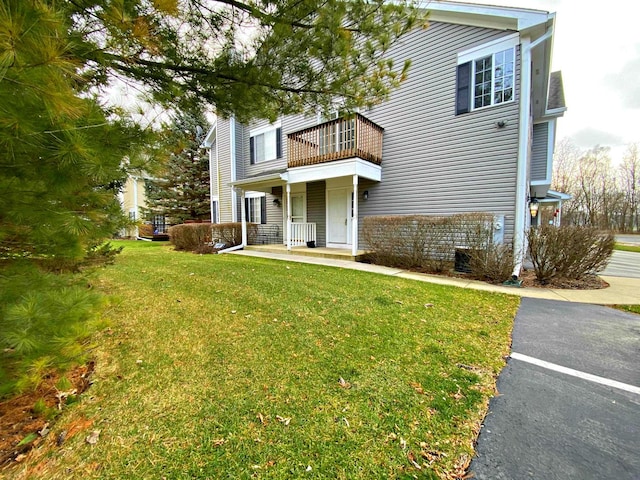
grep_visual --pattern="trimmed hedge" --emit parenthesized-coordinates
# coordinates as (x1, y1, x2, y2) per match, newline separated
(168, 222, 258, 252)
(362, 213, 512, 282)
(527, 225, 614, 283)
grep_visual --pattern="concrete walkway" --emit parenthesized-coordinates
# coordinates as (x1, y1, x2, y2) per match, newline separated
(233, 249, 640, 305)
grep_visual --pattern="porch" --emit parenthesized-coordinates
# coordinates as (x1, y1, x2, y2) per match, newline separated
(244, 243, 367, 262)
(232, 113, 384, 256)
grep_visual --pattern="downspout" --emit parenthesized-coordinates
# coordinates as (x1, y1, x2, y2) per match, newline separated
(512, 24, 554, 278)
(230, 116, 237, 222)
(219, 187, 246, 254)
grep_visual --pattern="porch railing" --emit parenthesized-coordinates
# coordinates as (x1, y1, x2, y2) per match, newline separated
(290, 222, 316, 246)
(287, 113, 384, 168)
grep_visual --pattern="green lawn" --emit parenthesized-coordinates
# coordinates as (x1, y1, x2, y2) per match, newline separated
(613, 304, 640, 315)
(20, 241, 518, 479)
(614, 243, 640, 253)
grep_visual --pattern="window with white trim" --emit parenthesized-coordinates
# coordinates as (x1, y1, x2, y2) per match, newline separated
(456, 34, 518, 115)
(250, 125, 282, 164)
(244, 193, 267, 224)
(472, 48, 514, 109)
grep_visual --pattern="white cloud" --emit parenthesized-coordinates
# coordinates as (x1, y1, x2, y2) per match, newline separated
(605, 52, 640, 109)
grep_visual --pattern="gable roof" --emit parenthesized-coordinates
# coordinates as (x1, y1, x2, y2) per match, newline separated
(547, 71, 566, 111)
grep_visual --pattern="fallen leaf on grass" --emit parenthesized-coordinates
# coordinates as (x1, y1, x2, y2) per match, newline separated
(424, 303, 434, 308)
(400, 437, 407, 450)
(275, 415, 291, 426)
(257, 413, 266, 425)
(338, 377, 351, 389)
(410, 381, 425, 395)
(212, 438, 226, 447)
(85, 430, 100, 445)
(407, 451, 422, 469)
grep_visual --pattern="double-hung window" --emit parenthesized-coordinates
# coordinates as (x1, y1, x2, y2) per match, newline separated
(456, 34, 518, 115)
(245, 193, 267, 224)
(250, 123, 282, 164)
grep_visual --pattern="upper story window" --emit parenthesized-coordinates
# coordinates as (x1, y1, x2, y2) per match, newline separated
(456, 34, 518, 115)
(250, 123, 282, 164)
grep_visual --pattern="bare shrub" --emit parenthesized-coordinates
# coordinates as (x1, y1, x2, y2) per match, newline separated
(169, 223, 213, 251)
(468, 244, 514, 283)
(527, 225, 614, 283)
(361, 213, 508, 275)
(169, 223, 259, 252)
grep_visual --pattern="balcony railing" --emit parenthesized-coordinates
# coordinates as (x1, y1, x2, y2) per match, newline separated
(287, 113, 384, 168)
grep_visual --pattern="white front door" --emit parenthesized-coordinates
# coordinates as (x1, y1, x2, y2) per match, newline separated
(327, 188, 351, 245)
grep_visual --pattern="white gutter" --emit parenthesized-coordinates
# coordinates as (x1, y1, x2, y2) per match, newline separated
(512, 22, 554, 278)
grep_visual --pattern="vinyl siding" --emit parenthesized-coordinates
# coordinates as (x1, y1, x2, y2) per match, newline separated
(360, 21, 521, 242)
(307, 181, 326, 247)
(216, 119, 234, 222)
(224, 21, 524, 245)
(209, 139, 218, 198)
(531, 122, 549, 182)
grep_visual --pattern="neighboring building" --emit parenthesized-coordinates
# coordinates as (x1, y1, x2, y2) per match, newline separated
(119, 175, 147, 238)
(203, 1, 567, 275)
(119, 175, 169, 238)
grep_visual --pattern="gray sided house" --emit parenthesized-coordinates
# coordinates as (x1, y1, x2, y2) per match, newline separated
(202, 1, 567, 275)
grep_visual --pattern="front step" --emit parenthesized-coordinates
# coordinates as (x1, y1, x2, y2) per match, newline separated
(244, 245, 365, 262)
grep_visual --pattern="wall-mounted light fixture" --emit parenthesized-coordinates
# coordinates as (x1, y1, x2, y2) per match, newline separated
(273, 198, 281, 207)
(529, 198, 539, 218)
(495, 120, 507, 129)
(363, 190, 369, 200)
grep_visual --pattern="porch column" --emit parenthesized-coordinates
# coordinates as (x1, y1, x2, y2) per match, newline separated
(240, 188, 247, 246)
(286, 183, 292, 251)
(352, 174, 358, 257)
(556, 201, 563, 226)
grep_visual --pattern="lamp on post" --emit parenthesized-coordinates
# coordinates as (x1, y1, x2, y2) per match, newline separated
(529, 198, 539, 218)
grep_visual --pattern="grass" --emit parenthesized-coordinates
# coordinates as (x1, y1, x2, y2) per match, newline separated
(613, 304, 640, 315)
(14, 241, 518, 479)
(614, 243, 640, 253)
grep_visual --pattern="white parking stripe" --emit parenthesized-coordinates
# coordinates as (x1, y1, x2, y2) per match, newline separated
(510, 352, 640, 395)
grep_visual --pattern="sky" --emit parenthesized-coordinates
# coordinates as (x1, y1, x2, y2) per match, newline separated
(463, 0, 639, 163)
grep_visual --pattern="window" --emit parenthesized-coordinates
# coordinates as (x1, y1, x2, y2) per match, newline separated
(472, 48, 514, 109)
(291, 194, 305, 223)
(211, 200, 219, 224)
(245, 194, 267, 224)
(456, 34, 518, 115)
(250, 126, 282, 164)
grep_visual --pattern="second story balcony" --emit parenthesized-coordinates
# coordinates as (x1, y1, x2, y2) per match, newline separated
(287, 113, 384, 169)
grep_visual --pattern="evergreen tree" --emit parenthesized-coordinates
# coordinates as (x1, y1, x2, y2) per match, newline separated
(143, 112, 211, 225)
(0, 0, 421, 394)
(0, 0, 145, 394)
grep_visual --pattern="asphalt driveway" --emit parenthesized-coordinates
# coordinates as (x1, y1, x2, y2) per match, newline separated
(469, 298, 640, 479)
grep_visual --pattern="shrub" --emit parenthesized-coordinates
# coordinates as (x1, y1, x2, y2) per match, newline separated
(361, 213, 510, 277)
(169, 223, 213, 251)
(468, 244, 514, 283)
(169, 223, 258, 252)
(138, 223, 154, 237)
(527, 225, 614, 283)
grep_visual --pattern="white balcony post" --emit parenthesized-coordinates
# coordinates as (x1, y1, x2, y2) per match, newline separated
(286, 183, 292, 251)
(352, 174, 358, 257)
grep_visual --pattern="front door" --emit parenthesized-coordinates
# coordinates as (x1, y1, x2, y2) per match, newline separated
(327, 188, 350, 245)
